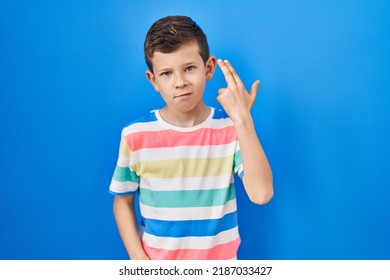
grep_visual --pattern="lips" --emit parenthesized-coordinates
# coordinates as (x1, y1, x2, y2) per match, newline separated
(174, 93, 192, 99)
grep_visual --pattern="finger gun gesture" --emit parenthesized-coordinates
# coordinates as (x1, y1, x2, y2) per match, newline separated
(217, 59, 260, 123)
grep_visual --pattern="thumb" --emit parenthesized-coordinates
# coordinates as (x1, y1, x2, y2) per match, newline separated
(218, 88, 227, 95)
(249, 80, 260, 109)
(249, 80, 260, 99)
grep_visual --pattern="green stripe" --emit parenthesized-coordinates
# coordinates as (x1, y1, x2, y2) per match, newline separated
(113, 166, 139, 183)
(139, 184, 236, 208)
(234, 150, 242, 169)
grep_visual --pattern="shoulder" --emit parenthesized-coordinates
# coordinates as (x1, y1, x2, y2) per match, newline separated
(211, 107, 231, 120)
(121, 110, 159, 136)
(209, 107, 234, 129)
(124, 110, 158, 127)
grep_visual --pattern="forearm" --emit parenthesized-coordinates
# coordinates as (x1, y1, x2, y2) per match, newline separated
(234, 113, 273, 205)
(113, 196, 149, 260)
(215, 59, 273, 204)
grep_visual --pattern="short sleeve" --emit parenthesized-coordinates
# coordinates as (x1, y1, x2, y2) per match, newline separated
(109, 132, 140, 195)
(233, 141, 244, 179)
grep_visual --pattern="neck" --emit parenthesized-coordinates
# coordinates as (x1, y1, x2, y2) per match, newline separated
(160, 104, 210, 127)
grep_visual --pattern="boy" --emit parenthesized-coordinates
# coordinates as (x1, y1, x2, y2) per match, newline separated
(109, 15, 273, 260)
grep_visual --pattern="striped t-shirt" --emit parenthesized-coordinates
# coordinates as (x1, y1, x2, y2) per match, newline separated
(109, 107, 243, 260)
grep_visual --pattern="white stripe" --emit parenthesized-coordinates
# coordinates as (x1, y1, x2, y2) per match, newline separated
(236, 141, 241, 151)
(139, 199, 237, 221)
(131, 142, 237, 165)
(234, 164, 244, 176)
(109, 179, 138, 193)
(139, 174, 234, 191)
(209, 117, 234, 129)
(123, 120, 161, 134)
(122, 116, 234, 135)
(116, 154, 130, 167)
(140, 226, 239, 250)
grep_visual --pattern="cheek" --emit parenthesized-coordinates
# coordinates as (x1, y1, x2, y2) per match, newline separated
(160, 95, 170, 104)
(157, 78, 171, 88)
(155, 78, 171, 92)
(192, 73, 207, 86)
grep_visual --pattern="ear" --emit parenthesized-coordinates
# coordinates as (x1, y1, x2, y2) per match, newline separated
(145, 70, 160, 92)
(205, 56, 217, 81)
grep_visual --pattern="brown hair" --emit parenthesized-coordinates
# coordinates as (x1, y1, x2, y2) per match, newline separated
(144, 15, 210, 72)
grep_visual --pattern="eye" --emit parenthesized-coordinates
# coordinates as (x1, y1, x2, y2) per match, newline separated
(160, 71, 172, 77)
(185, 65, 195, 72)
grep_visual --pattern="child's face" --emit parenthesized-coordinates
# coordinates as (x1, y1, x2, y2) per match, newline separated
(146, 41, 216, 114)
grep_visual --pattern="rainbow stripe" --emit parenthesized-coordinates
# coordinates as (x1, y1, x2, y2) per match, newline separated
(109, 107, 243, 260)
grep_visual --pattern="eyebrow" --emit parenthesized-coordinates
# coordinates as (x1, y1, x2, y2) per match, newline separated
(156, 61, 198, 73)
(156, 67, 172, 73)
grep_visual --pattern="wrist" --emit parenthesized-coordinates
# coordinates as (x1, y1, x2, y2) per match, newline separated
(231, 112, 253, 126)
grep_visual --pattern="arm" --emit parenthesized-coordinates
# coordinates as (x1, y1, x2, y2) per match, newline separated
(217, 59, 273, 205)
(113, 195, 150, 259)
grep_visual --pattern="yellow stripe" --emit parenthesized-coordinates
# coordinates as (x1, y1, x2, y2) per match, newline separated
(119, 137, 130, 157)
(132, 156, 234, 178)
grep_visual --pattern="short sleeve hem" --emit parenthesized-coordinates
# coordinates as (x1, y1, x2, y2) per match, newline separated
(109, 190, 137, 196)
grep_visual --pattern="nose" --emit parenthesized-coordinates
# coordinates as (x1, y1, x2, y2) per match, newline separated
(175, 73, 188, 88)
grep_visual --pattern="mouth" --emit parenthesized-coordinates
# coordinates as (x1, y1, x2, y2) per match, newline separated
(174, 93, 192, 99)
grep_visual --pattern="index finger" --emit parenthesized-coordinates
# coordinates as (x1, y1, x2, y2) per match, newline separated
(217, 59, 237, 87)
(224, 60, 244, 86)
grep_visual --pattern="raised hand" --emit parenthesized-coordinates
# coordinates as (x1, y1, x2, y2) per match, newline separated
(217, 59, 260, 123)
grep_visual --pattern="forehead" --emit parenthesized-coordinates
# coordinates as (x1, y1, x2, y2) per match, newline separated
(151, 41, 203, 70)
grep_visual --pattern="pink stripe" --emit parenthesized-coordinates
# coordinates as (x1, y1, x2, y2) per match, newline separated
(126, 127, 237, 152)
(142, 237, 240, 260)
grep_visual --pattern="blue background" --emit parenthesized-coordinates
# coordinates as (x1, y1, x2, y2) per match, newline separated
(1, 0, 389, 260)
